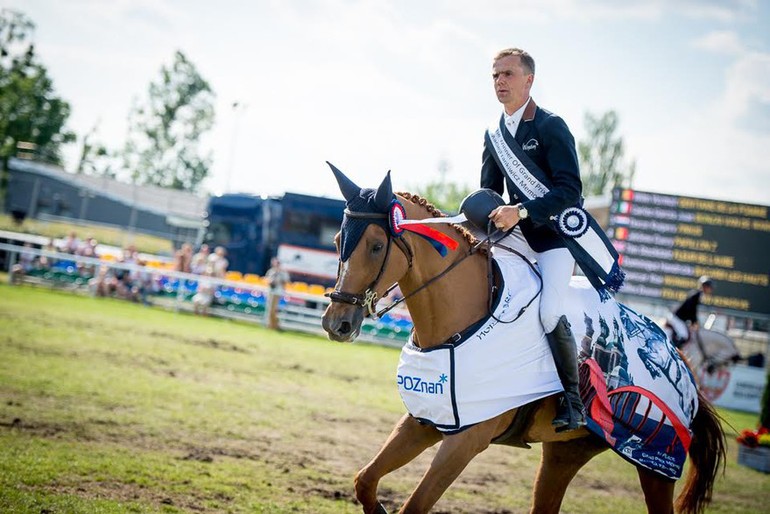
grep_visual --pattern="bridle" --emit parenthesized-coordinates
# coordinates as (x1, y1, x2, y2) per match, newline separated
(326, 208, 483, 318)
(325, 209, 412, 317)
(325, 208, 540, 324)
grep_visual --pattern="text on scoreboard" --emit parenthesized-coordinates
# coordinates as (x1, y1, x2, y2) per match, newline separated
(608, 188, 770, 316)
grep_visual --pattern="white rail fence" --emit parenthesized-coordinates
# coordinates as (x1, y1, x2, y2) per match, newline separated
(1, 242, 410, 348)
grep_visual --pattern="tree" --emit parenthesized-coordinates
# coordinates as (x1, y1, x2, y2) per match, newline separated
(122, 51, 215, 192)
(75, 122, 117, 178)
(0, 9, 74, 167)
(413, 158, 472, 214)
(578, 110, 635, 196)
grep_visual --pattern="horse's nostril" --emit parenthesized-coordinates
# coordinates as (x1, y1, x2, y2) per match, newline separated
(339, 321, 352, 335)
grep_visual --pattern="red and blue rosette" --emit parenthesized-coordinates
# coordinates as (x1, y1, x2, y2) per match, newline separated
(389, 200, 459, 257)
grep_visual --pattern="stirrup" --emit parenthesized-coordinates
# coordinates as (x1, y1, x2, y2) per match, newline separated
(552, 394, 586, 432)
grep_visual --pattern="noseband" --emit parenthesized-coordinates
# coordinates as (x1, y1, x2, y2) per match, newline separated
(326, 209, 414, 317)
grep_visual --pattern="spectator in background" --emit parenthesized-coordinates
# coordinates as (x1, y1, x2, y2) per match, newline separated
(208, 246, 229, 278)
(39, 238, 57, 270)
(79, 237, 99, 258)
(132, 257, 153, 306)
(191, 244, 210, 274)
(174, 243, 193, 273)
(108, 244, 137, 300)
(61, 231, 81, 254)
(10, 243, 36, 284)
(77, 236, 99, 276)
(124, 245, 148, 303)
(193, 264, 216, 316)
(265, 258, 290, 330)
(91, 265, 118, 298)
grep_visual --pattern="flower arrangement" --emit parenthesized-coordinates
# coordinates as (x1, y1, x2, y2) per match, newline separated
(737, 426, 770, 448)
(737, 426, 770, 473)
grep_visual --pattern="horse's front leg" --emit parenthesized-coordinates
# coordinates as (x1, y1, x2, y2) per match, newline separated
(399, 412, 514, 514)
(356, 414, 442, 513)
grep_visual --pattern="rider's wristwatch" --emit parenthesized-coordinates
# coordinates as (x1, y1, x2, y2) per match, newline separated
(516, 204, 529, 220)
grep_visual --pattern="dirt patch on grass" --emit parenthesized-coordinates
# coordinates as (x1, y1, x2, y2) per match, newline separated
(0, 418, 70, 438)
(147, 330, 250, 353)
(41, 480, 210, 512)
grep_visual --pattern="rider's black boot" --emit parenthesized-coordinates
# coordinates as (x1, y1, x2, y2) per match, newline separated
(546, 316, 587, 432)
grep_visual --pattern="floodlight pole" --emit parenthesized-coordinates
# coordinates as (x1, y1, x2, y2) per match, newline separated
(225, 101, 248, 193)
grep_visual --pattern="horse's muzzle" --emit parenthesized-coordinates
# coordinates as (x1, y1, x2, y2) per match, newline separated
(322, 302, 365, 342)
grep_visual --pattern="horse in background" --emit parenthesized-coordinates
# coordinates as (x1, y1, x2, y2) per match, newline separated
(659, 319, 742, 373)
(321, 164, 725, 514)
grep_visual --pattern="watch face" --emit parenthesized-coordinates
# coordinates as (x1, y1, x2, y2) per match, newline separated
(519, 206, 528, 219)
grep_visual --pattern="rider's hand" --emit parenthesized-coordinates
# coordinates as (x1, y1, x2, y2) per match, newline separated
(489, 205, 520, 232)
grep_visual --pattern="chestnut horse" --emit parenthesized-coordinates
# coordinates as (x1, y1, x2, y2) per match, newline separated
(321, 167, 725, 514)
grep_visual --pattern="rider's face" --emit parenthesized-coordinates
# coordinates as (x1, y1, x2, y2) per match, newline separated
(492, 55, 533, 114)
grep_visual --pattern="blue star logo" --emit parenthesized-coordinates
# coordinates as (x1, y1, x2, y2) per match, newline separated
(439, 374, 448, 383)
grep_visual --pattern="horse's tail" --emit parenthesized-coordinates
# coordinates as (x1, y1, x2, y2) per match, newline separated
(675, 389, 726, 514)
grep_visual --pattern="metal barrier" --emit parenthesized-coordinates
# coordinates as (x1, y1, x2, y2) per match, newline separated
(1, 242, 411, 348)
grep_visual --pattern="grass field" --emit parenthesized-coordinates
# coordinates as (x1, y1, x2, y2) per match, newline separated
(1, 282, 768, 513)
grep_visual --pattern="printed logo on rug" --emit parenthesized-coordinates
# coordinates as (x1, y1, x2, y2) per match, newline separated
(397, 373, 448, 395)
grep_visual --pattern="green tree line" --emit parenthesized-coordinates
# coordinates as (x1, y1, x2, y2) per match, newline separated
(0, 8, 215, 201)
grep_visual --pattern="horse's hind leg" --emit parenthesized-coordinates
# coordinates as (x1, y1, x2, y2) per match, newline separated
(531, 437, 607, 514)
(637, 466, 675, 514)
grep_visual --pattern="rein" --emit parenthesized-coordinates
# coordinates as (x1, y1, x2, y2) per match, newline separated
(480, 226, 542, 325)
(327, 208, 479, 318)
(375, 240, 483, 318)
(328, 207, 542, 328)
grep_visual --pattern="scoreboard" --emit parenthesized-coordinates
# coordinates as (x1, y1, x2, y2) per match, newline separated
(608, 188, 770, 316)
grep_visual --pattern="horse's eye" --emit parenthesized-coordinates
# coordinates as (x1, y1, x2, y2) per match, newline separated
(372, 242, 384, 254)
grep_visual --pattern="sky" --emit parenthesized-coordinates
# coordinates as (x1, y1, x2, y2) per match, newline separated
(3, 0, 770, 206)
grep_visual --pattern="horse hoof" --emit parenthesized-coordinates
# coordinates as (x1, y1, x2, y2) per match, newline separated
(374, 502, 389, 514)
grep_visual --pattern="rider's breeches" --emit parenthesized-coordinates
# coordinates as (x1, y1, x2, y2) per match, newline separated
(667, 315, 689, 340)
(490, 230, 576, 333)
(536, 248, 575, 333)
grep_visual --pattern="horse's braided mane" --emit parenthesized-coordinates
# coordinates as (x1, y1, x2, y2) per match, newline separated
(396, 192, 486, 253)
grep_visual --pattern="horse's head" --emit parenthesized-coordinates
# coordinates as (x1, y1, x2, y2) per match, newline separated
(322, 163, 414, 342)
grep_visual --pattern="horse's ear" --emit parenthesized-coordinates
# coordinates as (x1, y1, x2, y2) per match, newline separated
(327, 161, 360, 202)
(373, 170, 393, 211)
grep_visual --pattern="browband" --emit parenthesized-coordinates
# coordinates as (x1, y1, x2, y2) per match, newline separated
(344, 209, 388, 219)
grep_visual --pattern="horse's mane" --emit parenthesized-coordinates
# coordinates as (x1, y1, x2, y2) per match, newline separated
(396, 192, 484, 253)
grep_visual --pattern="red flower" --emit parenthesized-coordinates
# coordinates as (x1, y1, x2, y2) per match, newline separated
(737, 429, 760, 447)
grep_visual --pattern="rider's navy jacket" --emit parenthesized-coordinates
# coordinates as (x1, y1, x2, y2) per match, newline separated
(674, 290, 702, 324)
(480, 99, 582, 253)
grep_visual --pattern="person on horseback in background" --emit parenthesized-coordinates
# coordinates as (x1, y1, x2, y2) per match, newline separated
(667, 276, 714, 348)
(480, 48, 624, 432)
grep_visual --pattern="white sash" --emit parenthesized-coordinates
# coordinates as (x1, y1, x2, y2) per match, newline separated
(487, 123, 549, 201)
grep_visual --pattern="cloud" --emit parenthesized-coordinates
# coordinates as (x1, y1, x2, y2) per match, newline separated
(631, 44, 770, 204)
(449, 0, 758, 23)
(722, 51, 770, 132)
(675, 0, 758, 22)
(690, 30, 745, 55)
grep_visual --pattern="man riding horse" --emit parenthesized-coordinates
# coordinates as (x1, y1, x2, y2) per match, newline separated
(667, 275, 714, 348)
(321, 165, 724, 514)
(480, 48, 624, 432)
